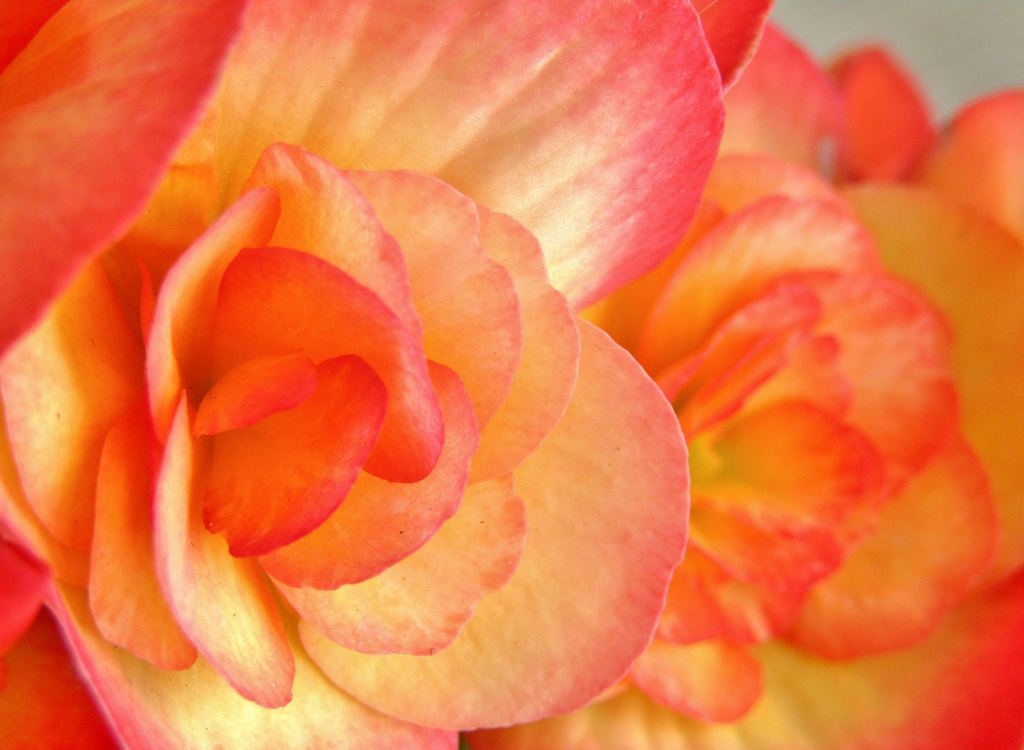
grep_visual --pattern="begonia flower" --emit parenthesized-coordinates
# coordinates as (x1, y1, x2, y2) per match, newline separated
(0, 1, 729, 747)
(469, 21, 1024, 750)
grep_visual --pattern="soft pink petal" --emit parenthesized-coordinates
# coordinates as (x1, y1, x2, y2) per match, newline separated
(210, 0, 723, 306)
(0, 541, 47, 655)
(693, 0, 774, 89)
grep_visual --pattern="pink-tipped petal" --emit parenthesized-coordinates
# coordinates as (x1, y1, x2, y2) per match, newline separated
(471, 209, 580, 480)
(0, 0, 67, 69)
(0, 0, 247, 353)
(211, 0, 723, 307)
(154, 402, 294, 708)
(693, 0, 774, 89)
(721, 24, 841, 172)
(286, 477, 525, 656)
(302, 322, 689, 729)
(346, 170, 521, 429)
(50, 586, 456, 750)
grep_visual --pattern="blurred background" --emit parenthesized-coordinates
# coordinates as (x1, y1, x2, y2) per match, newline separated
(773, 0, 1024, 118)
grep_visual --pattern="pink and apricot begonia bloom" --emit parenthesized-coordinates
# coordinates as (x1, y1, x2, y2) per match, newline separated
(470, 21, 1024, 750)
(0, 0, 730, 747)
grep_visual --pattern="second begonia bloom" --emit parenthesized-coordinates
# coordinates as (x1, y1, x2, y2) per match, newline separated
(470, 21, 1024, 750)
(0, 1, 729, 747)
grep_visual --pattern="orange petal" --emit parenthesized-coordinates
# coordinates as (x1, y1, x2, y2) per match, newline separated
(705, 153, 848, 215)
(693, 0, 773, 89)
(630, 639, 762, 722)
(721, 24, 841, 171)
(0, 609, 117, 749)
(193, 353, 317, 437)
(259, 362, 476, 589)
(147, 187, 281, 439)
(471, 571, 1024, 749)
(210, 0, 723, 307)
(199, 355, 386, 556)
(0, 0, 246, 353)
(830, 46, 935, 181)
(211, 246, 443, 483)
(50, 586, 455, 750)
(242, 143, 422, 338)
(658, 546, 804, 645)
(0, 403, 88, 586)
(89, 405, 196, 670)
(153, 402, 294, 708)
(0, 541, 46, 655)
(1, 260, 143, 551)
(806, 270, 958, 484)
(346, 170, 521, 429)
(917, 91, 1024, 242)
(301, 322, 689, 729)
(637, 197, 880, 374)
(471, 209, 579, 480)
(789, 435, 997, 658)
(287, 477, 525, 656)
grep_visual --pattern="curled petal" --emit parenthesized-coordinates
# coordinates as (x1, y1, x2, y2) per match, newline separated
(287, 477, 525, 656)
(693, 0, 773, 89)
(259, 362, 476, 589)
(154, 402, 294, 708)
(0, 540, 47, 655)
(302, 322, 689, 729)
(210, 246, 443, 483)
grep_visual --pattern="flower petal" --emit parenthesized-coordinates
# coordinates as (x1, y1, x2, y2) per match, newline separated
(471, 209, 580, 480)
(830, 46, 935, 181)
(259, 362, 476, 589)
(50, 586, 456, 750)
(345, 170, 521, 429)
(0, 541, 47, 655)
(210, 0, 723, 306)
(0, 609, 117, 749)
(917, 91, 1024, 242)
(242, 143, 423, 338)
(287, 476, 525, 656)
(0, 0, 246, 353)
(89, 405, 196, 670)
(630, 639, 762, 722)
(788, 435, 997, 658)
(693, 0, 773, 89)
(0, 0, 66, 69)
(154, 401, 294, 708)
(199, 355, 387, 556)
(637, 197, 880, 375)
(147, 187, 282, 439)
(210, 246, 443, 483)
(302, 322, 689, 728)
(1, 260, 143, 551)
(720, 24, 841, 171)
(470, 571, 1024, 749)
(846, 185, 1024, 576)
